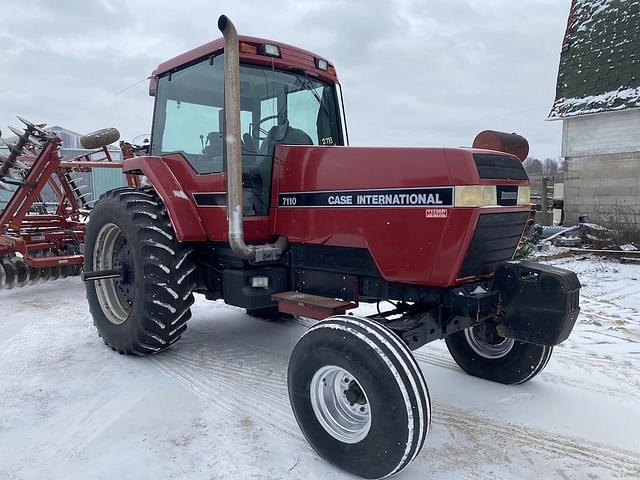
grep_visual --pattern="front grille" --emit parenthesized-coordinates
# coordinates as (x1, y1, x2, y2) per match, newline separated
(474, 154, 528, 180)
(458, 212, 529, 278)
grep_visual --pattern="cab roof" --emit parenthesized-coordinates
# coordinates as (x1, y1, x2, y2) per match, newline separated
(152, 35, 338, 84)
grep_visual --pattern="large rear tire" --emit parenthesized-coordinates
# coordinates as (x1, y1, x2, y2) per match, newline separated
(84, 188, 197, 355)
(288, 315, 430, 479)
(445, 323, 553, 385)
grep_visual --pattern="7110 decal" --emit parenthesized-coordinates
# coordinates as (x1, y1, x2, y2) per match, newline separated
(278, 187, 454, 208)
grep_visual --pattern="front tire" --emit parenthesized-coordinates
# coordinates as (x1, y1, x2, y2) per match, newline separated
(445, 323, 553, 385)
(84, 188, 197, 355)
(288, 315, 430, 479)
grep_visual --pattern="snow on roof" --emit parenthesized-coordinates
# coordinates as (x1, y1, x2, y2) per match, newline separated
(549, 0, 640, 119)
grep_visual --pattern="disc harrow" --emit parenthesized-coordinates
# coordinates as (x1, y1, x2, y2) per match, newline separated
(0, 117, 135, 290)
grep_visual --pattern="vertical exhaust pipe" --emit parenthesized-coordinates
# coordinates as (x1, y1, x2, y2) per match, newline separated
(217, 15, 287, 262)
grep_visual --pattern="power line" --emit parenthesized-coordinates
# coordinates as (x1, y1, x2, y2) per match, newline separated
(115, 76, 151, 95)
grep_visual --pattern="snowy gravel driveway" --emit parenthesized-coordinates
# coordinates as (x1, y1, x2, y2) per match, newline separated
(1, 256, 639, 479)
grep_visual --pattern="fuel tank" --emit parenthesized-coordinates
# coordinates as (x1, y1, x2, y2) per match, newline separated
(270, 145, 531, 288)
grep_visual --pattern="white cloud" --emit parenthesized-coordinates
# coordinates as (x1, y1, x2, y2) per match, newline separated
(0, 0, 571, 159)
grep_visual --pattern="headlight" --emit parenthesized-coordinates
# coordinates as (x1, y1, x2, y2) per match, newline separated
(261, 44, 281, 57)
(315, 58, 328, 70)
(517, 186, 531, 205)
(454, 186, 497, 207)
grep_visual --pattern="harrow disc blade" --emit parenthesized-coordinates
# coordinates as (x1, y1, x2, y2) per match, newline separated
(28, 266, 41, 285)
(39, 266, 51, 284)
(16, 116, 48, 136)
(10, 257, 30, 288)
(16, 116, 35, 128)
(48, 265, 62, 281)
(8, 126, 25, 138)
(59, 264, 72, 279)
(1, 138, 18, 149)
(1, 258, 17, 290)
(32, 252, 50, 283)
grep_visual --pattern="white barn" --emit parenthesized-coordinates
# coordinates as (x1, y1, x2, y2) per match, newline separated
(549, 0, 640, 227)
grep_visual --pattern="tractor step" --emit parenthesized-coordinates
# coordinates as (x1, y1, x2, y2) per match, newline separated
(272, 291, 357, 320)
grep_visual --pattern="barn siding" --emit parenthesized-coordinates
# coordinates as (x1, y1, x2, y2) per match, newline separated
(562, 109, 640, 227)
(562, 109, 640, 157)
(563, 152, 640, 226)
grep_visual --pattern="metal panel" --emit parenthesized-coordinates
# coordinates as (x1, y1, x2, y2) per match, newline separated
(92, 168, 126, 200)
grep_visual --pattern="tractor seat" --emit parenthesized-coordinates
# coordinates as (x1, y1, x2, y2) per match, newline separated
(258, 121, 313, 156)
(198, 131, 224, 173)
(248, 122, 312, 215)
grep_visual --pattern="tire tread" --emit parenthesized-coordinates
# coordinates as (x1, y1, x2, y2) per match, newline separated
(84, 187, 196, 356)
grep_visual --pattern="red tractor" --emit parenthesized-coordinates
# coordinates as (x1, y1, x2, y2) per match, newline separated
(83, 16, 580, 479)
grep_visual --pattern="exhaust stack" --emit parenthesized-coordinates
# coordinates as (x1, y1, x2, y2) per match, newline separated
(218, 15, 287, 262)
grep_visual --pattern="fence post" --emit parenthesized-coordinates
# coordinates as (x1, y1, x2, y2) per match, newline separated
(539, 176, 552, 226)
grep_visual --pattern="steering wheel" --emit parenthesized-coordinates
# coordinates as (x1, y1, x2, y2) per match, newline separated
(256, 115, 279, 141)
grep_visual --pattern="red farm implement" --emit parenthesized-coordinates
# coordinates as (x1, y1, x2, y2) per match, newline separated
(0, 118, 134, 289)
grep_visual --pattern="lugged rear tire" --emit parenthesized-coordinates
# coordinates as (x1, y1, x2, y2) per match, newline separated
(84, 187, 196, 355)
(288, 315, 430, 479)
(445, 323, 553, 385)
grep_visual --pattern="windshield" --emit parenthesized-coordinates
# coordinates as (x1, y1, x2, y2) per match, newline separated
(151, 54, 343, 215)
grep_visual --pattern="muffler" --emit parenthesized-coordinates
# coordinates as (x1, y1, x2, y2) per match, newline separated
(217, 15, 288, 262)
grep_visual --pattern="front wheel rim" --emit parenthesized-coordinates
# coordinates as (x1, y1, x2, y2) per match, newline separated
(464, 326, 515, 359)
(310, 365, 372, 444)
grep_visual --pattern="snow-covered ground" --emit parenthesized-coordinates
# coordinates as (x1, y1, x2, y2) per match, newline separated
(1, 255, 639, 480)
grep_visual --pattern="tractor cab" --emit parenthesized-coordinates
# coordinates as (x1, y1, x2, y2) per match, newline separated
(149, 37, 345, 215)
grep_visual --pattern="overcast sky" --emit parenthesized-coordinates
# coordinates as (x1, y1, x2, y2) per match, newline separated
(1, 0, 571, 159)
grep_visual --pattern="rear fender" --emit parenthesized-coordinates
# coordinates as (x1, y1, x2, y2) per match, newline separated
(123, 156, 207, 241)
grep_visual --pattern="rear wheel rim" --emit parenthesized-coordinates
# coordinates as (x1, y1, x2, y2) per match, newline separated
(464, 326, 515, 359)
(93, 223, 132, 325)
(310, 365, 371, 444)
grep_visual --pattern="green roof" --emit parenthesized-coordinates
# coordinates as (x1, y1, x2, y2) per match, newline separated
(549, 0, 640, 118)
